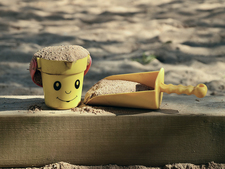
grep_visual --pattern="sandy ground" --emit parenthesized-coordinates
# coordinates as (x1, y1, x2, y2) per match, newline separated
(1, 0, 225, 97)
(1, 0, 225, 168)
(2, 161, 225, 169)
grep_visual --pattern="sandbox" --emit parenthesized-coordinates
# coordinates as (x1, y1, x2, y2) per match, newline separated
(0, 95, 225, 167)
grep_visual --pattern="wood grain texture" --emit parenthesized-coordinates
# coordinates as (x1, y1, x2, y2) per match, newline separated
(0, 95, 225, 167)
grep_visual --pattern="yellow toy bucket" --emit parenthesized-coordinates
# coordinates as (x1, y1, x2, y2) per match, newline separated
(36, 56, 91, 109)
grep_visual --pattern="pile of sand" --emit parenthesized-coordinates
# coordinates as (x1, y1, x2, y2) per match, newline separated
(33, 45, 90, 62)
(24, 161, 225, 169)
(84, 79, 153, 103)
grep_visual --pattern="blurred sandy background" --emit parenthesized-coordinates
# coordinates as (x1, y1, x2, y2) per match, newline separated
(1, 0, 225, 97)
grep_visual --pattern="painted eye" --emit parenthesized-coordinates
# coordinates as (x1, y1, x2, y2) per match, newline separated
(75, 79, 80, 89)
(54, 81, 61, 91)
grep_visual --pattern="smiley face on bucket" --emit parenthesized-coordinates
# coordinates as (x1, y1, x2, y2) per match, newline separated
(53, 79, 80, 102)
(42, 73, 84, 109)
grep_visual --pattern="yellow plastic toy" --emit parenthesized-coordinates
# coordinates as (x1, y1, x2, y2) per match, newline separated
(36, 56, 90, 109)
(85, 68, 207, 109)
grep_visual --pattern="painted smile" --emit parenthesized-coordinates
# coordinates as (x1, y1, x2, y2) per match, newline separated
(56, 96, 77, 103)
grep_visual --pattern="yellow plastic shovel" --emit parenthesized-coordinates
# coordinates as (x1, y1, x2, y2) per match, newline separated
(85, 68, 207, 109)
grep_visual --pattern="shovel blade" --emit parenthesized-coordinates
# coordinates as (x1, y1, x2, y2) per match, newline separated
(87, 91, 160, 109)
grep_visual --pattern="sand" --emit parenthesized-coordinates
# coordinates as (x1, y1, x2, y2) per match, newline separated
(1, 0, 225, 168)
(28, 104, 42, 111)
(84, 79, 153, 103)
(1, 0, 225, 96)
(1, 0, 225, 97)
(8, 161, 225, 169)
(33, 45, 90, 62)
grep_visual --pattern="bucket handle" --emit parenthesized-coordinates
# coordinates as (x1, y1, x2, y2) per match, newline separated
(84, 55, 92, 76)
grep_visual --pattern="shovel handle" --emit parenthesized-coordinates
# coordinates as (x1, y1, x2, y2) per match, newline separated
(160, 83, 207, 98)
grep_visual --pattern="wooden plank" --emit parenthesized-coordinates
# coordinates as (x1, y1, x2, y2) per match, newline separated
(0, 95, 225, 167)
